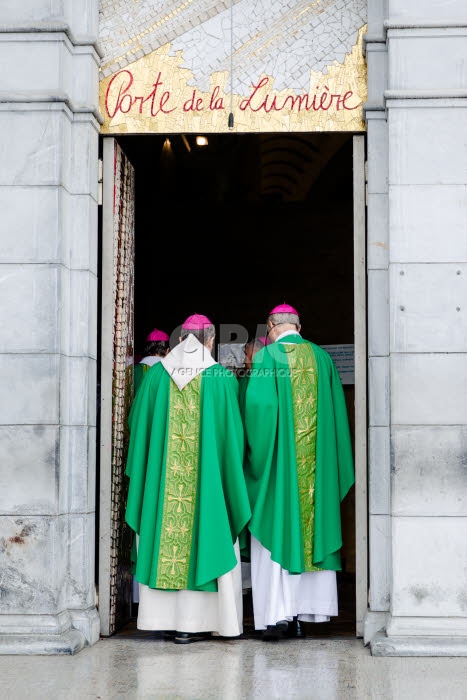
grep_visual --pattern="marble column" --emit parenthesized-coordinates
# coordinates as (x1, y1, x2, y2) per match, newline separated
(0, 0, 101, 654)
(363, 0, 391, 647)
(366, 0, 467, 656)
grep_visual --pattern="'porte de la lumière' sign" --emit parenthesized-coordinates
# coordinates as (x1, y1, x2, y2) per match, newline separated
(99, 0, 367, 134)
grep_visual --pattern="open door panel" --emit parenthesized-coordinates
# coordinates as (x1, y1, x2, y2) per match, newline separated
(98, 138, 135, 636)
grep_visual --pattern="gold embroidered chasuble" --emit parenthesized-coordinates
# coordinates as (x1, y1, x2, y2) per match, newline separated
(156, 376, 201, 589)
(288, 343, 321, 571)
(125, 360, 251, 592)
(243, 335, 355, 573)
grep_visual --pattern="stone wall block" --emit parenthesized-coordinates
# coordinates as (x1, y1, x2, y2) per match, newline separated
(367, 117, 389, 194)
(367, 0, 386, 37)
(61, 191, 98, 273)
(0, 355, 59, 425)
(369, 514, 391, 611)
(88, 272, 98, 360)
(0, 110, 64, 187)
(0, 426, 58, 515)
(62, 119, 99, 198)
(389, 185, 467, 263)
(0, 33, 99, 107)
(389, 107, 467, 185)
(390, 263, 467, 353)
(366, 43, 387, 105)
(367, 193, 389, 270)
(369, 356, 390, 426)
(0, 264, 59, 353)
(0, 1, 98, 41)
(0, 515, 64, 614)
(392, 515, 467, 617)
(388, 31, 467, 92)
(388, 0, 467, 22)
(64, 514, 95, 609)
(0, 187, 60, 263)
(59, 355, 93, 427)
(392, 426, 467, 516)
(70, 49, 100, 108)
(87, 427, 96, 512)
(67, 0, 99, 39)
(391, 353, 467, 425)
(60, 267, 97, 358)
(0, 1, 66, 24)
(368, 269, 389, 356)
(0, 513, 94, 614)
(0, 37, 61, 93)
(59, 426, 94, 514)
(369, 426, 391, 514)
(88, 358, 97, 428)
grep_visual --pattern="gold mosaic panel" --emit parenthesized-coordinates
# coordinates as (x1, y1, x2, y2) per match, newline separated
(100, 26, 367, 134)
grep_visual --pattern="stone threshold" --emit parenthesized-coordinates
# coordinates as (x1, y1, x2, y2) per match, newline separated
(0, 630, 86, 655)
(371, 630, 467, 657)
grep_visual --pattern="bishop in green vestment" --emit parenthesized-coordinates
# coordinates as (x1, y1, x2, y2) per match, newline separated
(125, 314, 251, 641)
(133, 327, 170, 396)
(242, 303, 355, 637)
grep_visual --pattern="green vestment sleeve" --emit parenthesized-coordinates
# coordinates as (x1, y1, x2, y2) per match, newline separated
(312, 342, 355, 569)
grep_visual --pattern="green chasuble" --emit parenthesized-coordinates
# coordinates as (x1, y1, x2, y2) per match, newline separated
(125, 361, 251, 592)
(237, 373, 250, 418)
(243, 334, 354, 573)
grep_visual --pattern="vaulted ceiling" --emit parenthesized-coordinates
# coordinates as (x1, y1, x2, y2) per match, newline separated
(117, 131, 352, 203)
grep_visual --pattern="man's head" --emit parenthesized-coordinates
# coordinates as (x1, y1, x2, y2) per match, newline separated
(266, 303, 301, 342)
(244, 336, 270, 370)
(142, 328, 170, 357)
(180, 313, 215, 351)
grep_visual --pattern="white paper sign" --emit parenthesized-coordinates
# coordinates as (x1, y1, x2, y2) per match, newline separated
(320, 344, 355, 385)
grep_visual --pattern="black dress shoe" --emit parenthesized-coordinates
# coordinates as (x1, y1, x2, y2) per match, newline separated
(295, 619, 306, 638)
(262, 625, 281, 641)
(173, 631, 212, 644)
(285, 617, 306, 638)
(163, 630, 177, 639)
(262, 621, 288, 641)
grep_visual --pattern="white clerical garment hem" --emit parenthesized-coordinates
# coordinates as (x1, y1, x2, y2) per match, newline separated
(136, 538, 244, 637)
(250, 535, 338, 630)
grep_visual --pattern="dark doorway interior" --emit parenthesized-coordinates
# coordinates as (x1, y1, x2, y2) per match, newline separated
(117, 132, 355, 347)
(114, 131, 356, 638)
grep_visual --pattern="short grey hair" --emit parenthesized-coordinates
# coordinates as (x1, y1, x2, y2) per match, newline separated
(180, 324, 216, 346)
(267, 311, 300, 328)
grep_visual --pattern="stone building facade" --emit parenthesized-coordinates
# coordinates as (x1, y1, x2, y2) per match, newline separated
(0, 0, 466, 656)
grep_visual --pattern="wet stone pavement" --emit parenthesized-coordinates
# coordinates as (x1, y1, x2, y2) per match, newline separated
(2, 625, 467, 700)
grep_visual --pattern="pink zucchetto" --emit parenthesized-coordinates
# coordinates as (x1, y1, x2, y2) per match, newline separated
(257, 336, 271, 346)
(182, 313, 212, 330)
(269, 302, 299, 316)
(146, 328, 170, 342)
